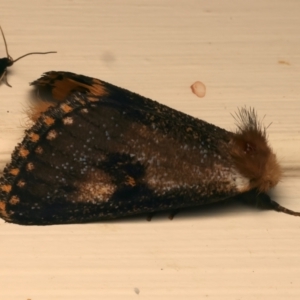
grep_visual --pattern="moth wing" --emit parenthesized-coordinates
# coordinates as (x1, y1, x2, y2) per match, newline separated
(1, 72, 245, 224)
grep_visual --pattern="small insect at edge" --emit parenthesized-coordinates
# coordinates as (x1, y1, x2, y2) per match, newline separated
(0, 25, 56, 87)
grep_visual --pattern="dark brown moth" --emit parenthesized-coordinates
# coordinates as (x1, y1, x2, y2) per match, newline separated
(0, 26, 56, 87)
(0, 71, 299, 225)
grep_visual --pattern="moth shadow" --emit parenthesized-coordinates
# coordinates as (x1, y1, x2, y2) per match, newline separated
(104, 192, 272, 224)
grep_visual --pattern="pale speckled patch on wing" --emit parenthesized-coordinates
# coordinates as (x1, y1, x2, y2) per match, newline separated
(71, 169, 116, 203)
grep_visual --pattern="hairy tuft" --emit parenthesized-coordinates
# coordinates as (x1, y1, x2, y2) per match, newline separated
(230, 107, 281, 192)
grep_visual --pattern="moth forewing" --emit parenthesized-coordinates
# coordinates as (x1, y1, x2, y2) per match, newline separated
(0, 71, 298, 225)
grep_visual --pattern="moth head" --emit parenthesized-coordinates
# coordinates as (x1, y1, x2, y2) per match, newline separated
(230, 108, 282, 193)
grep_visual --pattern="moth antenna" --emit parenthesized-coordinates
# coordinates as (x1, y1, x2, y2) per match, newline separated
(231, 107, 266, 136)
(0, 25, 12, 59)
(12, 51, 57, 63)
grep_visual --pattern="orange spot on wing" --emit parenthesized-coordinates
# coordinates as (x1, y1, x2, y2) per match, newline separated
(19, 147, 30, 157)
(9, 168, 20, 176)
(1, 185, 12, 193)
(44, 116, 55, 126)
(0, 201, 10, 221)
(61, 104, 73, 113)
(52, 78, 107, 102)
(28, 132, 40, 142)
(28, 102, 55, 122)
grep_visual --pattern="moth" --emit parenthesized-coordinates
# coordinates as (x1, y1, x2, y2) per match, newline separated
(0, 26, 56, 87)
(0, 71, 299, 225)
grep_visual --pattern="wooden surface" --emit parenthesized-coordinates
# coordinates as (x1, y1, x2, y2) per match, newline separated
(1, 1, 300, 299)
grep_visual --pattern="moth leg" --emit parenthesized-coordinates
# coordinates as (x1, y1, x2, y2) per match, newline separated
(146, 212, 156, 221)
(168, 209, 181, 220)
(147, 209, 180, 221)
(0, 70, 11, 87)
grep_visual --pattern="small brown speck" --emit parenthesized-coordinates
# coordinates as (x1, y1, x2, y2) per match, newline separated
(191, 81, 206, 98)
(35, 146, 43, 154)
(278, 60, 290, 65)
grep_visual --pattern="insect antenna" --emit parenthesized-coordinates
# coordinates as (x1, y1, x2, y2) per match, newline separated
(11, 51, 57, 63)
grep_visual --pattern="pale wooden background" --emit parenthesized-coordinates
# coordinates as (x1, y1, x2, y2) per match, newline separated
(1, 1, 300, 299)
